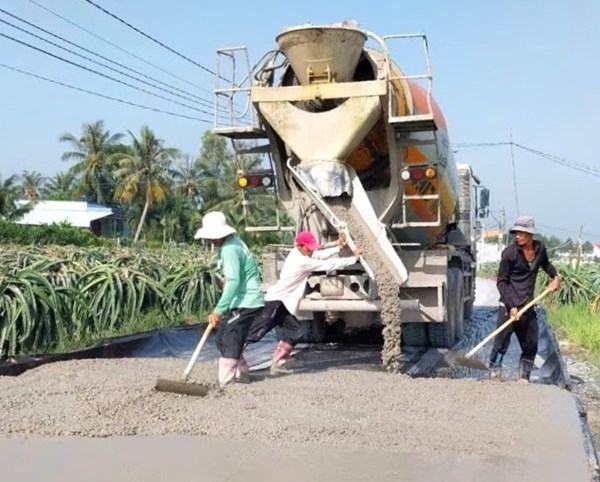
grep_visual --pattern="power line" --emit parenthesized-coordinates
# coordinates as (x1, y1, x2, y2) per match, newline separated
(0, 62, 210, 122)
(453, 142, 511, 148)
(0, 12, 217, 110)
(0, 31, 215, 116)
(26, 0, 214, 95)
(82, 0, 222, 79)
(453, 141, 600, 178)
(513, 143, 600, 177)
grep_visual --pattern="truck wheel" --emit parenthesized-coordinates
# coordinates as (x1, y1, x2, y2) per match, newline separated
(463, 299, 474, 320)
(402, 323, 428, 346)
(463, 274, 475, 319)
(428, 268, 464, 347)
(427, 321, 455, 348)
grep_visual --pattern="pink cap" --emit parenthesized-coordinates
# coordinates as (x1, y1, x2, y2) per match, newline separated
(295, 231, 320, 252)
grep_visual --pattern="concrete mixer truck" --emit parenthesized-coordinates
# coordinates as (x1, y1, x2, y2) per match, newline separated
(212, 21, 490, 355)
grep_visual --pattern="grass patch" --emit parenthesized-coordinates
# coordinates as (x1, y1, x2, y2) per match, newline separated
(546, 303, 600, 353)
(477, 262, 499, 280)
(49, 309, 208, 354)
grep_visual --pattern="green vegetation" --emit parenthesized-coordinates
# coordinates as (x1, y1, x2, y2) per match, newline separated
(0, 245, 219, 357)
(477, 262, 499, 280)
(548, 304, 600, 353)
(1, 123, 290, 247)
(543, 264, 600, 355)
(0, 220, 112, 247)
(0, 122, 298, 358)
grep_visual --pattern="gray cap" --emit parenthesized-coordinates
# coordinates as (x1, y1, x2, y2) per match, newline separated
(510, 215, 536, 234)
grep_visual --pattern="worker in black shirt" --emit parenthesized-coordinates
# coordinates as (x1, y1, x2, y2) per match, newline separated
(489, 216, 561, 380)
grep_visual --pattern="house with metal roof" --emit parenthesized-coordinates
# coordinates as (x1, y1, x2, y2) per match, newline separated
(16, 201, 128, 237)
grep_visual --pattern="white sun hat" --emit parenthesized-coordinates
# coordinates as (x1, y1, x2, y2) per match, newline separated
(194, 211, 236, 240)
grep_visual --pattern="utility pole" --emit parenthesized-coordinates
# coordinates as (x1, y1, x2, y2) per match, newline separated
(499, 207, 506, 250)
(509, 131, 520, 216)
(575, 224, 583, 270)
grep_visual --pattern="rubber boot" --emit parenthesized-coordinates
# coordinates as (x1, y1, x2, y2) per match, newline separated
(270, 340, 294, 376)
(488, 351, 504, 380)
(235, 355, 251, 384)
(519, 357, 534, 382)
(218, 358, 238, 387)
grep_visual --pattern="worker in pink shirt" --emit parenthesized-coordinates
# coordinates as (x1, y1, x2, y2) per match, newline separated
(245, 231, 361, 375)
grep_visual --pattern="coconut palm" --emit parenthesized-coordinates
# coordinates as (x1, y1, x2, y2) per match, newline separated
(196, 132, 263, 211)
(20, 170, 46, 201)
(44, 171, 76, 200)
(0, 174, 31, 220)
(112, 126, 180, 243)
(59, 120, 125, 204)
(170, 154, 203, 206)
(195, 131, 234, 210)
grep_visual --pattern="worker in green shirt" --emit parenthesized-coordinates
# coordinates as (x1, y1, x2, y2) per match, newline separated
(194, 211, 264, 387)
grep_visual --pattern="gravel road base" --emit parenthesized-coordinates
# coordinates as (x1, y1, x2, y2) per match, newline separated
(0, 357, 591, 481)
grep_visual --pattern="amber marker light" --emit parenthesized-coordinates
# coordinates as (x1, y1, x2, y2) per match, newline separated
(425, 167, 436, 179)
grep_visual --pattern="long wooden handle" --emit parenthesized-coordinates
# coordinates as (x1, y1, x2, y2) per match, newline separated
(465, 289, 552, 358)
(182, 323, 213, 380)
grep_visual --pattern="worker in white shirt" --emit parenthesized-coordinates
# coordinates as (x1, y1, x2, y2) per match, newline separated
(245, 230, 361, 375)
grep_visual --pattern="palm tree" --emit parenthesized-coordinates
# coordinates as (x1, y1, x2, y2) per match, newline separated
(59, 120, 124, 204)
(170, 154, 202, 205)
(44, 171, 76, 200)
(196, 132, 263, 211)
(195, 131, 237, 210)
(20, 170, 46, 201)
(112, 126, 180, 242)
(0, 175, 31, 220)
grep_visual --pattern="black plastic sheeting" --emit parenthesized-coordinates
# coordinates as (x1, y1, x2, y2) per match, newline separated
(537, 307, 572, 389)
(0, 324, 278, 377)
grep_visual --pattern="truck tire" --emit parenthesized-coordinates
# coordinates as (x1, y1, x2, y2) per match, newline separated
(463, 274, 475, 319)
(402, 323, 428, 346)
(463, 299, 474, 320)
(427, 321, 455, 348)
(427, 268, 464, 347)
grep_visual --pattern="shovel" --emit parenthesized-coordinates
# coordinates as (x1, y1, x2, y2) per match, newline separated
(447, 289, 552, 371)
(155, 323, 213, 397)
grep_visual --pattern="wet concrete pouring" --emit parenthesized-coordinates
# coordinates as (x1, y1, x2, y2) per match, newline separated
(0, 279, 596, 481)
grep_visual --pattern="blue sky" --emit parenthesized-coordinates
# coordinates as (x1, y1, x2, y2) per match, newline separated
(1, 0, 599, 241)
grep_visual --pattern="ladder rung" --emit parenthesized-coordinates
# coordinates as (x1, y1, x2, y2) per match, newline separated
(213, 127, 268, 139)
(389, 114, 438, 132)
(235, 144, 271, 154)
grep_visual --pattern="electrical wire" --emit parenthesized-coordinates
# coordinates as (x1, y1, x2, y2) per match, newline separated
(82, 0, 222, 79)
(453, 141, 600, 178)
(21, 1, 249, 119)
(0, 13, 218, 110)
(0, 31, 214, 116)
(0, 62, 210, 122)
(26, 0, 214, 95)
(513, 143, 600, 177)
